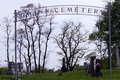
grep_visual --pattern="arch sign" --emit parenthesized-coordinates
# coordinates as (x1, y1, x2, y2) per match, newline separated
(18, 5, 104, 20)
(15, 5, 111, 80)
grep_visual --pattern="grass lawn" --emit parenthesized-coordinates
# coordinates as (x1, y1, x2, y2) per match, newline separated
(0, 69, 120, 80)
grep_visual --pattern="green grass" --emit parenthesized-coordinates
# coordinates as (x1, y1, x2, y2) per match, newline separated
(0, 69, 120, 80)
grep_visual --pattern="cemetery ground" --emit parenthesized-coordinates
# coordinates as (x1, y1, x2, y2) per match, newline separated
(0, 69, 120, 80)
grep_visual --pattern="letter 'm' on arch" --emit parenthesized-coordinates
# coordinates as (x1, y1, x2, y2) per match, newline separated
(67, 7, 72, 12)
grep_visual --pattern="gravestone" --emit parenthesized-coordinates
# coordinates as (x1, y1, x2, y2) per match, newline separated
(26, 65, 30, 75)
(5, 62, 15, 75)
(84, 62, 89, 72)
(61, 58, 67, 72)
(17, 62, 23, 75)
(92, 59, 102, 77)
(5, 62, 24, 75)
(116, 45, 120, 69)
(88, 56, 96, 75)
(8, 62, 15, 71)
(49, 69, 52, 73)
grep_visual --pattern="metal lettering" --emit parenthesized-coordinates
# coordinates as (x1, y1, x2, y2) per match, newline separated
(88, 8, 92, 13)
(94, 9, 98, 14)
(100, 9, 103, 14)
(20, 13, 26, 18)
(38, 10, 43, 14)
(32, 10, 38, 17)
(67, 7, 72, 12)
(55, 8, 58, 13)
(81, 8, 86, 12)
(17, 5, 104, 20)
(34, 10, 37, 16)
(27, 11, 31, 16)
(45, 8, 49, 13)
(61, 7, 65, 12)
(75, 7, 78, 12)
(50, 9, 54, 13)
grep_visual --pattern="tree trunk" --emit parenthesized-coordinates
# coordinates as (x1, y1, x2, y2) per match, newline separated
(32, 43, 37, 73)
(31, 31, 37, 73)
(100, 58, 102, 69)
(25, 24, 31, 71)
(38, 26, 41, 73)
(19, 36, 22, 62)
(42, 20, 52, 73)
(42, 38, 48, 73)
(7, 36, 10, 69)
(107, 43, 110, 69)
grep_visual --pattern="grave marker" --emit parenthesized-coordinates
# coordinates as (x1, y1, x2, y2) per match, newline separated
(116, 45, 120, 69)
(61, 58, 67, 72)
(88, 56, 96, 75)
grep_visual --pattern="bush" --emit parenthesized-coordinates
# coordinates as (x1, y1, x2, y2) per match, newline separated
(0, 67, 8, 75)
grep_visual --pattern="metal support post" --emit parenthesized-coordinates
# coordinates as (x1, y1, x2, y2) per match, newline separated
(14, 10, 17, 80)
(108, 2, 112, 80)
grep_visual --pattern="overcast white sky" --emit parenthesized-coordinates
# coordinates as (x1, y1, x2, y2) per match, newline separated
(0, 0, 113, 70)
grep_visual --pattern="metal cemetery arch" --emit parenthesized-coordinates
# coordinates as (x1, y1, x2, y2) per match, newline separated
(18, 5, 104, 20)
(14, 4, 112, 80)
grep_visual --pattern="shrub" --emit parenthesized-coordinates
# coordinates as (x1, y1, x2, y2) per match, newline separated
(0, 67, 8, 75)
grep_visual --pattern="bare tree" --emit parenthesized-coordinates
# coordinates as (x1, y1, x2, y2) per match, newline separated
(1, 17, 13, 67)
(54, 21, 88, 71)
(35, 4, 47, 73)
(17, 28, 24, 62)
(28, 21, 38, 73)
(42, 16, 54, 73)
(17, 4, 36, 71)
(17, 3, 55, 73)
(16, 28, 30, 68)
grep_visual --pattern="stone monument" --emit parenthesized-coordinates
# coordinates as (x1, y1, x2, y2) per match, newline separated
(84, 62, 89, 72)
(92, 59, 102, 77)
(87, 56, 102, 77)
(17, 62, 23, 75)
(61, 58, 67, 72)
(5, 62, 15, 75)
(26, 65, 30, 75)
(116, 45, 120, 69)
(88, 56, 96, 75)
(5, 62, 24, 75)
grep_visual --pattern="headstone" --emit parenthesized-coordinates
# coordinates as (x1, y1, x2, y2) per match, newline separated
(5, 62, 24, 75)
(96, 63, 100, 73)
(88, 56, 96, 75)
(26, 65, 30, 75)
(5, 62, 15, 75)
(8, 62, 14, 71)
(92, 59, 102, 77)
(17, 62, 23, 75)
(84, 62, 89, 72)
(61, 58, 67, 72)
(49, 69, 52, 73)
(116, 45, 120, 69)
